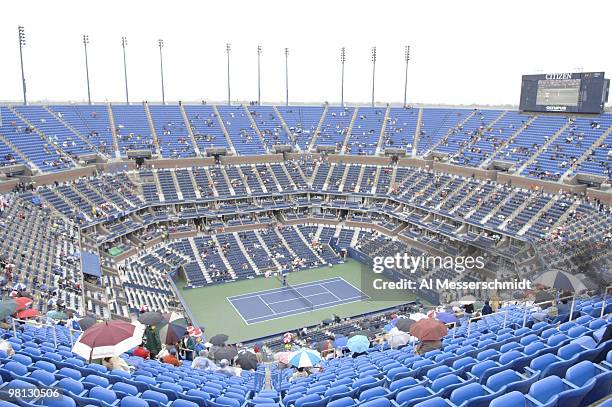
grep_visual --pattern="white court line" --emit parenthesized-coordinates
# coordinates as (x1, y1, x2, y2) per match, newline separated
(319, 283, 342, 301)
(336, 276, 371, 300)
(258, 294, 277, 315)
(227, 277, 344, 301)
(243, 294, 367, 325)
(226, 295, 250, 325)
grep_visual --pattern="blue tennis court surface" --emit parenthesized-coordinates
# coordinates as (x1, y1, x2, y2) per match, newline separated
(227, 277, 369, 324)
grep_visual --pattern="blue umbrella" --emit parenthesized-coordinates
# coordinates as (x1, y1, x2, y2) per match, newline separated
(347, 335, 370, 353)
(288, 348, 321, 368)
(383, 323, 393, 332)
(335, 335, 348, 348)
(436, 312, 458, 324)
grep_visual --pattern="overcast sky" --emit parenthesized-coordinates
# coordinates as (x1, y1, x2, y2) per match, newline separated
(1, 0, 609, 106)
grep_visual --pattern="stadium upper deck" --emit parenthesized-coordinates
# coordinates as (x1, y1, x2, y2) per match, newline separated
(0, 104, 610, 183)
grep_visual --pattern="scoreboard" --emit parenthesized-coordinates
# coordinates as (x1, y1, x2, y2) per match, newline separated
(519, 72, 609, 114)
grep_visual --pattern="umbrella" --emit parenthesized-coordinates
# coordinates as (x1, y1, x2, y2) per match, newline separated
(12, 283, 27, 291)
(0, 299, 19, 320)
(409, 313, 428, 321)
(459, 295, 476, 305)
(138, 311, 163, 326)
(214, 346, 238, 361)
(534, 269, 587, 293)
(347, 335, 370, 353)
(288, 348, 322, 368)
(387, 327, 411, 348)
(210, 334, 229, 346)
(12, 297, 33, 311)
(383, 324, 393, 333)
(283, 332, 294, 344)
(17, 308, 39, 319)
(435, 312, 458, 324)
(395, 318, 416, 332)
(409, 318, 448, 341)
(47, 310, 67, 320)
(159, 312, 188, 345)
(275, 351, 291, 365)
(513, 291, 527, 300)
(334, 336, 348, 348)
(236, 351, 258, 370)
(72, 320, 145, 361)
(78, 316, 97, 331)
(79, 315, 98, 330)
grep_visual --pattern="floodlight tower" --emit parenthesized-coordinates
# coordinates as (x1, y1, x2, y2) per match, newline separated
(158, 39, 165, 104)
(371, 46, 377, 107)
(284, 48, 289, 106)
(226, 43, 231, 105)
(340, 47, 346, 106)
(257, 45, 262, 105)
(121, 36, 129, 104)
(83, 35, 92, 105)
(403, 45, 410, 108)
(18, 26, 27, 105)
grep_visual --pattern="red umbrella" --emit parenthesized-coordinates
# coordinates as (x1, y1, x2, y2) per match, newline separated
(409, 318, 448, 341)
(72, 320, 145, 361)
(17, 308, 39, 319)
(14, 297, 33, 311)
(283, 332, 294, 344)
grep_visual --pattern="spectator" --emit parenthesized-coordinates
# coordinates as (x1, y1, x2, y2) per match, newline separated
(481, 300, 493, 316)
(102, 356, 131, 372)
(162, 349, 181, 367)
(216, 359, 236, 377)
(133, 343, 150, 359)
(144, 325, 161, 358)
(0, 338, 14, 357)
(192, 350, 217, 370)
(289, 367, 310, 381)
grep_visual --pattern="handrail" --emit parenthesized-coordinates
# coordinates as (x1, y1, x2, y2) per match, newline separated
(466, 310, 508, 336)
(11, 318, 83, 348)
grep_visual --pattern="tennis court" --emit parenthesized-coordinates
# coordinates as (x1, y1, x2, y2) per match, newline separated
(228, 277, 369, 324)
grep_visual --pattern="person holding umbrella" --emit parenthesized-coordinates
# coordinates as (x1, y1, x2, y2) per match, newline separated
(144, 325, 162, 358)
(409, 316, 448, 355)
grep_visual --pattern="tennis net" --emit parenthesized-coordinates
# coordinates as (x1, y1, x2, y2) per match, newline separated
(275, 274, 314, 311)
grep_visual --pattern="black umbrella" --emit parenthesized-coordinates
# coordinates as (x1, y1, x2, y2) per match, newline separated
(138, 311, 163, 326)
(235, 351, 258, 370)
(214, 346, 238, 361)
(78, 316, 97, 331)
(395, 318, 416, 333)
(210, 334, 229, 346)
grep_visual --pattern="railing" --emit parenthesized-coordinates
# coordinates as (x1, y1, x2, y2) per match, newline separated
(11, 318, 83, 348)
(466, 310, 508, 336)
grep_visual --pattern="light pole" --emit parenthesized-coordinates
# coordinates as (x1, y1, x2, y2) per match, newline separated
(226, 43, 231, 105)
(340, 47, 346, 106)
(83, 35, 92, 105)
(403, 45, 410, 108)
(284, 47, 289, 106)
(18, 26, 27, 105)
(257, 45, 262, 105)
(121, 36, 129, 104)
(371, 46, 377, 107)
(158, 39, 165, 104)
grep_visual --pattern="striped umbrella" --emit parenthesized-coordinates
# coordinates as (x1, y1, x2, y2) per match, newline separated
(159, 312, 188, 345)
(283, 332, 294, 344)
(187, 326, 203, 337)
(72, 320, 145, 361)
(288, 348, 321, 368)
(534, 269, 587, 292)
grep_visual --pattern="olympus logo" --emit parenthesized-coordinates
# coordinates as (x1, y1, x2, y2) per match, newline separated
(545, 73, 573, 80)
(545, 106, 567, 111)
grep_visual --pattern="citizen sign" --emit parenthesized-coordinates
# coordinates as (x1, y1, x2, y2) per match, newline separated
(545, 73, 573, 80)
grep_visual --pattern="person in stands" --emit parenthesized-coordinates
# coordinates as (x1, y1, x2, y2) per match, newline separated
(481, 300, 493, 316)
(102, 356, 131, 372)
(133, 342, 150, 359)
(162, 348, 181, 367)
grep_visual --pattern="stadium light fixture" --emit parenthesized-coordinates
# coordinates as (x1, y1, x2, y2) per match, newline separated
(226, 43, 231, 105)
(121, 36, 129, 104)
(284, 48, 289, 106)
(158, 39, 166, 105)
(340, 47, 346, 106)
(403, 45, 410, 108)
(18, 26, 27, 105)
(83, 35, 92, 105)
(371, 46, 377, 107)
(257, 45, 262, 105)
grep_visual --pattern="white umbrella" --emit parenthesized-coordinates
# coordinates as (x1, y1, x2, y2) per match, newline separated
(409, 312, 428, 321)
(459, 295, 477, 305)
(387, 327, 412, 349)
(72, 320, 145, 361)
(288, 348, 321, 368)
